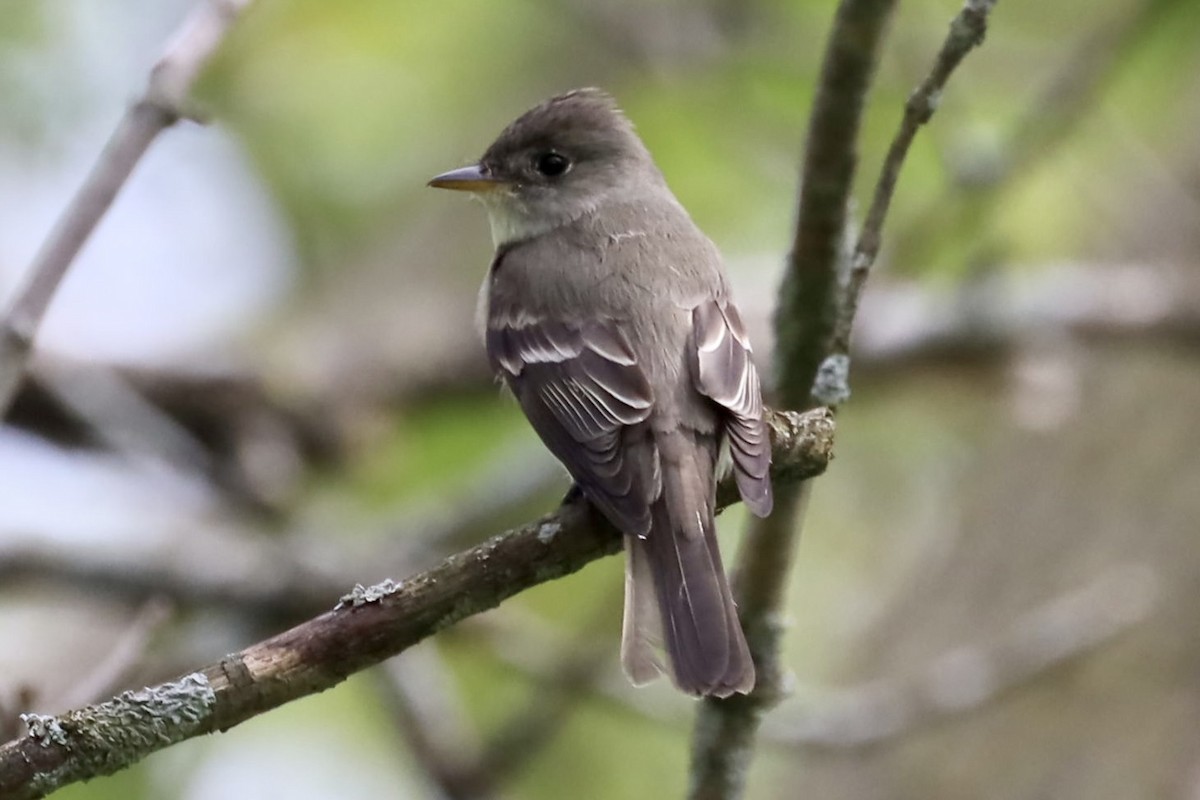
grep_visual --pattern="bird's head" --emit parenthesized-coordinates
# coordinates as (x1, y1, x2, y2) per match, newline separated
(429, 88, 659, 245)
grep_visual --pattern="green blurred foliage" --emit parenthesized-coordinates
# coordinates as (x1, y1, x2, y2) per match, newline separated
(193, 0, 1200, 287)
(334, 393, 529, 508)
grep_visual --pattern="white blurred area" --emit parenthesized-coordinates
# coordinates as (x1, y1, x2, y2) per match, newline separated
(0, 1, 294, 537)
(0, 0, 292, 365)
(0, 7, 329, 797)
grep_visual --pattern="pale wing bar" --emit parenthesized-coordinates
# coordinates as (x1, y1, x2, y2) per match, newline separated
(487, 316, 657, 535)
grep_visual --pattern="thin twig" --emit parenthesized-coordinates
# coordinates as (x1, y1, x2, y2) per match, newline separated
(0, 408, 833, 800)
(770, 0, 897, 411)
(830, 0, 999, 365)
(894, 0, 1183, 265)
(0, 0, 254, 418)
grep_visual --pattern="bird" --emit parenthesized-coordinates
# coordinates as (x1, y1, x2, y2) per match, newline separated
(428, 88, 772, 697)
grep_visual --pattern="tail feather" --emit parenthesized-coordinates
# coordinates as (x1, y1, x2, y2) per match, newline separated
(700, 511, 755, 696)
(621, 534, 664, 685)
(619, 431, 754, 697)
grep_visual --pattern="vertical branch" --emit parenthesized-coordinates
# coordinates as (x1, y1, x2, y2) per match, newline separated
(689, 481, 811, 800)
(0, 0, 255, 418)
(771, 0, 899, 411)
(689, 1, 998, 798)
(689, 2, 898, 797)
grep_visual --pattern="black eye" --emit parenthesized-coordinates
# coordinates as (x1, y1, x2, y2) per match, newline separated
(534, 152, 571, 177)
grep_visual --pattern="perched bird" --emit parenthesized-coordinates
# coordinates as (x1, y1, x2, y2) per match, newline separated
(429, 88, 772, 697)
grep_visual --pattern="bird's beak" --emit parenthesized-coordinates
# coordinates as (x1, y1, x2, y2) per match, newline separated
(427, 164, 505, 193)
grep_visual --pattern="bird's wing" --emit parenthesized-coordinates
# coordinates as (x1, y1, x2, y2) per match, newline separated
(487, 313, 657, 535)
(690, 297, 773, 516)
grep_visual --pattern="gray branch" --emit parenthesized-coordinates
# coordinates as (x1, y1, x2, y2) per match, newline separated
(0, 0, 255, 418)
(689, 0, 898, 796)
(689, 2, 997, 799)
(830, 0, 998, 368)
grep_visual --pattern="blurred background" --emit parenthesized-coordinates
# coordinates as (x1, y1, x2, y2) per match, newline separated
(1, 0, 1198, 797)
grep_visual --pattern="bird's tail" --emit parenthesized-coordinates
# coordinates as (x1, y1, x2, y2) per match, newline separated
(620, 432, 754, 697)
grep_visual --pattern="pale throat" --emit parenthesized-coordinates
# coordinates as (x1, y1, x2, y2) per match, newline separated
(485, 208, 556, 248)
(478, 191, 600, 249)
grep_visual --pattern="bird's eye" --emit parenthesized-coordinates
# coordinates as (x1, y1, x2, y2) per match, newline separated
(534, 152, 571, 177)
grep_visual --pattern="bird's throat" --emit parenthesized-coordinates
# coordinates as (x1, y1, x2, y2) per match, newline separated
(483, 202, 559, 249)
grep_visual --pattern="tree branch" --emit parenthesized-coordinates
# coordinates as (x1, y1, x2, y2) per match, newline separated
(689, 0, 897, 796)
(771, 0, 896, 412)
(0, 407, 834, 800)
(830, 0, 998, 366)
(0, 0, 255, 419)
(689, 2, 996, 798)
(894, 0, 1180, 265)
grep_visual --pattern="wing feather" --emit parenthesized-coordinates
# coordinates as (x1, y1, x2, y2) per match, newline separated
(691, 297, 773, 515)
(487, 314, 656, 536)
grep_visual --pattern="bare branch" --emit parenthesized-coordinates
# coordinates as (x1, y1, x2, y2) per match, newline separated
(830, 0, 998, 369)
(689, 0, 897, 796)
(0, 408, 833, 800)
(894, 0, 1182, 264)
(690, 2, 996, 798)
(771, 0, 897, 412)
(0, 0, 255, 418)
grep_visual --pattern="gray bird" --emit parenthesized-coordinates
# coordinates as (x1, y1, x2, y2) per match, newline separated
(429, 88, 772, 697)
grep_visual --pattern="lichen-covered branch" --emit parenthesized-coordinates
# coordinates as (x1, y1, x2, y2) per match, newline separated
(0, 408, 834, 800)
(689, 2, 997, 799)
(0, 0, 255, 419)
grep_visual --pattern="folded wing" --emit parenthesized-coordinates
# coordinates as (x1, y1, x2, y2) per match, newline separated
(691, 297, 773, 517)
(486, 315, 658, 535)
